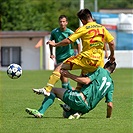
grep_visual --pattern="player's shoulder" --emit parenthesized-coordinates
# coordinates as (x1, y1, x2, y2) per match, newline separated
(95, 67, 107, 76)
(95, 67, 103, 72)
(75, 26, 85, 33)
(51, 28, 60, 33)
(98, 67, 109, 73)
(66, 28, 74, 33)
(95, 23, 108, 30)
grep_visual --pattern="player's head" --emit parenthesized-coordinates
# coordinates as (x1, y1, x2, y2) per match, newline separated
(58, 15, 68, 30)
(104, 61, 117, 73)
(59, 15, 68, 21)
(77, 9, 92, 25)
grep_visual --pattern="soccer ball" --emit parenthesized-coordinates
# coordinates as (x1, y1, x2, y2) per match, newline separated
(7, 64, 22, 79)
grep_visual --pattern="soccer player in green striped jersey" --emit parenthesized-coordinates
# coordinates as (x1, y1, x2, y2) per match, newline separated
(49, 15, 81, 90)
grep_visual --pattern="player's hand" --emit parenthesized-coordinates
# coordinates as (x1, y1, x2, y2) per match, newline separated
(50, 54, 55, 59)
(60, 70, 70, 78)
(105, 53, 108, 59)
(108, 55, 115, 63)
(47, 40, 56, 47)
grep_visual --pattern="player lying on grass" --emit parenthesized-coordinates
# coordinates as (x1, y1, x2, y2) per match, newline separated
(32, 8, 115, 96)
(26, 61, 116, 119)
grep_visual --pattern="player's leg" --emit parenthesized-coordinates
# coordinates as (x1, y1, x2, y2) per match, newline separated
(26, 92, 56, 118)
(26, 87, 68, 118)
(62, 89, 88, 119)
(33, 63, 62, 96)
(33, 62, 71, 96)
(54, 62, 72, 90)
(37, 88, 67, 116)
(61, 75, 72, 90)
(43, 55, 87, 93)
(38, 93, 56, 114)
(26, 93, 56, 118)
(33, 55, 82, 96)
(33, 54, 98, 96)
(44, 62, 72, 92)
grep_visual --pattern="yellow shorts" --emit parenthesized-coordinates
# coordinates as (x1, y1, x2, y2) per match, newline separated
(63, 54, 102, 74)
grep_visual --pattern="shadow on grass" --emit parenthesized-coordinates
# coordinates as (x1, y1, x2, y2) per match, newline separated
(24, 116, 65, 119)
(24, 116, 102, 120)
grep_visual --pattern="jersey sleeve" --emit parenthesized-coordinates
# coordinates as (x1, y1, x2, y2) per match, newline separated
(104, 28, 114, 43)
(73, 38, 80, 45)
(68, 28, 82, 42)
(50, 30, 54, 41)
(76, 38, 80, 44)
(86, 68, 100, 82)
(68, 29, 74, 35)
(105, 83, 114, 103)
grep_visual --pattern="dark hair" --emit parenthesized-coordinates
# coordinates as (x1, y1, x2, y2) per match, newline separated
(104, 61, 117, 73)
(77, 9, 92, 21)
(58, 15, 68, 21)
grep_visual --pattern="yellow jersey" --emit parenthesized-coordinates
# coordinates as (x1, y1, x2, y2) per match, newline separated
(68, 22, 114, 61)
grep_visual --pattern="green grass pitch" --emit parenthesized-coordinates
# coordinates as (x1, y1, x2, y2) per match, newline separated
(0, 68, 132, 133)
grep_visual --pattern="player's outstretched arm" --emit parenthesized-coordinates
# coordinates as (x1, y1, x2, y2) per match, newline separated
(61, 70, 91, 85)
(47, 38, 72, 47)
(106, 102, 113, 118)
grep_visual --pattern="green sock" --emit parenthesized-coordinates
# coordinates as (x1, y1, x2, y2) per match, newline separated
(38, 93, 56, 114)
(62, 81, 72, 90)
(67, 81, 72, 90)
(62, 82, 68, 89)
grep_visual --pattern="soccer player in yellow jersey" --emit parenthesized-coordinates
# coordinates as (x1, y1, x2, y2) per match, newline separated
(33, 9, 115, 96)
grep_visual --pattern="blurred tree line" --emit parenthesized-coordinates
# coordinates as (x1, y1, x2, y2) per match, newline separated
(0, 0, 133, 31)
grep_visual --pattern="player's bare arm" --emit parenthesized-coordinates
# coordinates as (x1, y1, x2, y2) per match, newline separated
(106, 102, 113, 118)
(104, 43, 108, 58)
(108, 40, 115, 63)
(77, 43, 81, 54)
(47, 38, 72, 47)
(61, 70, 91, 85)
(49, 45, 55, 59)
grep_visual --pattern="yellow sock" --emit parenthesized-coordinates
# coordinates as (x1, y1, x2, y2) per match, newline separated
(45, 71, 61, 92)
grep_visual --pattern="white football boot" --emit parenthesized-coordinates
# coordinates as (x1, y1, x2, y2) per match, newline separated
(32, 88, 50, 96)
(68, 113, 82, 119)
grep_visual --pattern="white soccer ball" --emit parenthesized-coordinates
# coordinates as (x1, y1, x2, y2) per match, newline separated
(7, 64, 22, 79)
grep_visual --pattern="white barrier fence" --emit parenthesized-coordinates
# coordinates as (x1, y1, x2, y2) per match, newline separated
(46, 50, 133, 70)
(113, 50, 133, 68)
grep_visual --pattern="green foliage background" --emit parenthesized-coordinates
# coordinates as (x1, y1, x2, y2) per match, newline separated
(0, 0, 133, 31)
